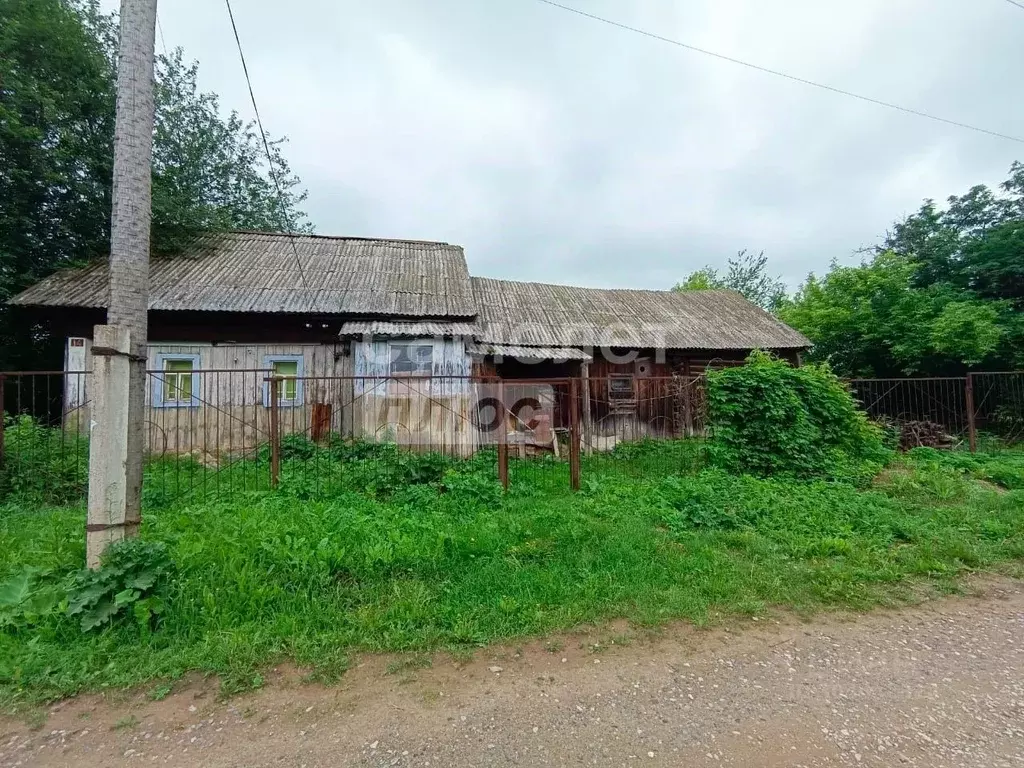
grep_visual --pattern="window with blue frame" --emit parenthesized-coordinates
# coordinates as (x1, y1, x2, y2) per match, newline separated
(263, 355, 305, 406)
(152, 354, 201, 407)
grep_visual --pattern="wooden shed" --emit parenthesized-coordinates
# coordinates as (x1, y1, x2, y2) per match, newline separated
(468, 277, 810, 449)
(12, 231, 483, 456)
(11, 229, 811, 457)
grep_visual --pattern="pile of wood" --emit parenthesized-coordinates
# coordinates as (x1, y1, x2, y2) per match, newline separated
(894, 420, 956, 451)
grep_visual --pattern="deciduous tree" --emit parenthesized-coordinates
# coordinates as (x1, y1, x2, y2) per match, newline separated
(674, 249, 787, 312)
(0, 0, 311, 367)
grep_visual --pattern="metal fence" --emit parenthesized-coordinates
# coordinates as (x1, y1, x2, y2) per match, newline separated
(971, 372, 1024, 445)
(849, 372, 1024, 450)
(1, 369, 1022, 507)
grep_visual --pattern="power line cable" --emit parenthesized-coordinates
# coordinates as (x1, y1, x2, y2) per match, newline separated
(1000, 0, 1024, 11)
(223, 0, 312, 292)
(156, 13, 168, 57)
(533, 0, 1024, 145)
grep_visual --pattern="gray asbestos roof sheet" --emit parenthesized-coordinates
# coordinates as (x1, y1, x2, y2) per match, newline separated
(339, 320, 480, 338)
(12, 231, 476, 318)
(471, 277, 810, 350)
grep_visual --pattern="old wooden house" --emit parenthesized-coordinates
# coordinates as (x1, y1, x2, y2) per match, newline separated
(11, 230, 809, 456)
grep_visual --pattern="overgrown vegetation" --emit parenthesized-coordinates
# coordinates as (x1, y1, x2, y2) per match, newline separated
(706, 352, 889, 481)
(1, 441, 1022, 706)
(0, 416, 88, 505)
(66, 540, 173, 633)
(0, 360, 1022, 709)
(0, 538, 172, 635)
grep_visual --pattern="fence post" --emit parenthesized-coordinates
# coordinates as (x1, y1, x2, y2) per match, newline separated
(269, 376, 281, 488)
(569, 377, 581, 491)
(0, 374, 5, 469)
(497, 379, 509, 490)
(682, 382, 694, 438)
(965, 373, 977, 453)
(580, 363, 593, 456)
(86, 326, 138, 568)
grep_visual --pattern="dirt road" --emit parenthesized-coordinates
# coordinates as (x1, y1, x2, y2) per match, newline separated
(3, 580, 1023, 767)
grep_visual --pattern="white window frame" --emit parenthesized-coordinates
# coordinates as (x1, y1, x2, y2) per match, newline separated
(262, 354, 305, 407)
(152, 353, 201, 408)
(387, 340, 435, 377)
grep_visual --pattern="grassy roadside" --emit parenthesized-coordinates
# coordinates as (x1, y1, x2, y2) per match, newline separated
(1, 445, 1022, 709)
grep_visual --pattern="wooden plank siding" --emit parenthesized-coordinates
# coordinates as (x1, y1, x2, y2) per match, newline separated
(63, 336, 480, 458)
(352, 339, 477, 456)
(62, 338, 797, 457)
(65, 338, 356, 458)
(584, 350, 795, 441)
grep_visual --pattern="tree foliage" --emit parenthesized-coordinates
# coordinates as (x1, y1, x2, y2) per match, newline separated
(780, 162, 1024, 376)
(674, 249, 787, 312)
(778, 252, 1013, 376)
(151, 49, 311, 254)
(0, 0, 310, 366)
(0, 0, 116, 366)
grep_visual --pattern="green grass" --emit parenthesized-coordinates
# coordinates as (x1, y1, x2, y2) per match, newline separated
(1, 443, 1023, 710)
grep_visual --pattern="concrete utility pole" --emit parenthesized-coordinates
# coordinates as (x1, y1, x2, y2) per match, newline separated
(87, 0, 158, 568)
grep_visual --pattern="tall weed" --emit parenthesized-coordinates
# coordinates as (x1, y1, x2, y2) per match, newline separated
(0, 417, 89, 506)
(706, 351, 890, 482)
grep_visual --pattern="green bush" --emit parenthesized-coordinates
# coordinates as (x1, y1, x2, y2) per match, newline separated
(66, 539, 173, 633)
(326, 436, 401, 463)
(275, 437, 471, 500)
(610, 437, 706, 472)
(441, 466, 502, 507)
(0, 536, 174, 638)
(0, 416, 88, 505)
(278, 434, 318, 461)
(706, 351, 890, 482)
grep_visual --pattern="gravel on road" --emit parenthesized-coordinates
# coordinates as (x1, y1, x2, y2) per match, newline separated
(3, 579, 1023, 767)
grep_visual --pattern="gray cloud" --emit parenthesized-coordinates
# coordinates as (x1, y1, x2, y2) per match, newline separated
(111, 0, 1023, 291)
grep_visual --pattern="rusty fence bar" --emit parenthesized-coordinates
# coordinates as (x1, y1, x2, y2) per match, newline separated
(268, 376, 281, 489)
(568, 376, 581, 491)
(969, 371, 1024, 446)
(0, 370, 92, 507)
(848, 376, 970, 448)
(0, 374, 5, 469)
(2, 369, 1023, 508)
(965, 373, 977, 453)
(847, 372, 1024, 451)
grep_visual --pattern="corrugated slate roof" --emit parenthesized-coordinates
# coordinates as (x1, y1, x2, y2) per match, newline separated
(11, 231, 475, 317)
(471, 277, 810, 350)
(339, 320, 479, 338)
(466, 342, 593, 361)
(11, 229, 810, 351)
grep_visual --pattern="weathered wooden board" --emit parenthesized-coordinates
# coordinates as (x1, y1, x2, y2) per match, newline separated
(62, 336, 478, 457)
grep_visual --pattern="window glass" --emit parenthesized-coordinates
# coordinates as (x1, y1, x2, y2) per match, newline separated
(272, 359, 299, 400)
(608, 376, 634, 398)
(390, 343, 433, 376)
(163, 358, 194, 403)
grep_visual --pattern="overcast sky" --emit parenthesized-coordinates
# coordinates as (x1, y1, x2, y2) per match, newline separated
(105, 0, 1023, 290)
